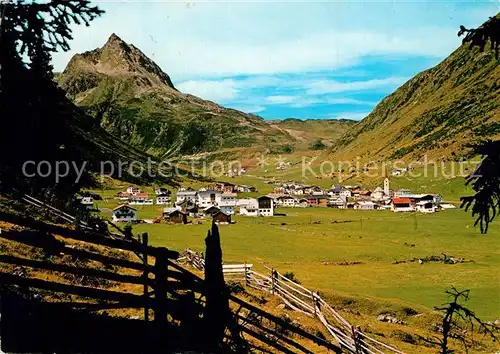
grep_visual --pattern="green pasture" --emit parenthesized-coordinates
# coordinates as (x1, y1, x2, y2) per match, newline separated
(94, 199, 500, 320)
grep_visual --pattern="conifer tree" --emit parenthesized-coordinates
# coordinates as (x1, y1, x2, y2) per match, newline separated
(458, 15, 500, 233)
(0, 1, 103, 203)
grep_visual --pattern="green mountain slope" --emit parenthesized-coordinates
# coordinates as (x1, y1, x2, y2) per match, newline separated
(57, 34, 295, 157)
(268, 118, 356, 149)
(332, 20, 500, 162)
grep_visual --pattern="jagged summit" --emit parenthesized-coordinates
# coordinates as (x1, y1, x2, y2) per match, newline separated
(60, 32, 176, 96)
(56, 35, 295, 156)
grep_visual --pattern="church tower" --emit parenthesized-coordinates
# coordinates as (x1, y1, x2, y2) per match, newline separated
(384, 177, 390, 196)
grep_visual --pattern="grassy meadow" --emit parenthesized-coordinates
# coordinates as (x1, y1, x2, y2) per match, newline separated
(94, 186, 500, 320)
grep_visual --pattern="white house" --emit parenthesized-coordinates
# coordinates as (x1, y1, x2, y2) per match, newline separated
(277, 195, 298, 207)
(80, 197, 94, 210)
(416, 201, 438, 213)
(197, 191, 220, 208)
(355, 201, 377, 210)
(340, 189, 352, 199)
(126, 186, 141, 195)
(371, 187, 385, 201)
(238, 198, 260, 216)
(392, 198, 415, 212)
(258, 196, 274, 216)
(327, 197, 346, 209)
(156, 195, 171, 205)
(112, 205, 137, 222)
(176, 190, 198, 205)
(219, 192, 237, 215)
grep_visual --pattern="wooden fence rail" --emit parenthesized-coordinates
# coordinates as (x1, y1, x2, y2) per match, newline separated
(181, 249, 405, 354)
(4, 196, 343, 354)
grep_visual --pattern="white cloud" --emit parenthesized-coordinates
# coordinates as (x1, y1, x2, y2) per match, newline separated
(266, 95, 296, 104)
(49, 1, 497, 78)
(176, 79, 238, 102)
(306, 77, 407, 95)
(229, 105, 267, 114)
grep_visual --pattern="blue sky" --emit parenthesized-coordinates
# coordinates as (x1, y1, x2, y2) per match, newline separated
(51, 0, 499, 120)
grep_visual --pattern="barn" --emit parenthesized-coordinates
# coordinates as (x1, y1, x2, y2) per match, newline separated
(163, 208, 187, 224)
(213, 211, 231, 224)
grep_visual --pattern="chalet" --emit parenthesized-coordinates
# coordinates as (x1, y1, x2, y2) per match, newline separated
(219, 193, 237, 214)
(154, 188, 171, 196)
(156, 194, 171, 205)
(355, 201, 377, 210)
(163, 208, 187, 224)
(204, 206, 221, 217)
(327, 197, 346, 209)
(213, 211, 231, 224)
(215, 182, 236, 193)
(303, 195, 329, 207)
(238, 198, 259, 216)
(416, 201, 437, 213)
(126, 186, 141, 195)
(80, 197, 94, 210)
(198, 191, 220, 208)
(392, 198, 414, 212)
(112, 205, 137, 223)
(130, 193, 153, 205)
(276, 195, 298, 207)
(176, 190, 198, 205)
(257, 196, 274, 216)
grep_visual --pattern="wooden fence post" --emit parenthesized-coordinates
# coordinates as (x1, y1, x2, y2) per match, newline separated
(244, 262, 249, 287)
(270, 268, 276, 294)
(153, 247, 170, 326)
(312, 292, 318, 316)
(352, 325, 363, 354)
(142, 233, 149, 322)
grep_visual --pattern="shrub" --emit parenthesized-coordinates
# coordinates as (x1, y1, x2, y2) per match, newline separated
(283, 271, 301, 284)
(310, 139, 326, 150)
(391, 330, 417, 344)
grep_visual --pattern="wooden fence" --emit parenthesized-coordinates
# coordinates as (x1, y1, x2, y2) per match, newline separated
(181, 249, 406, 354)
(0, 196, 344, 354)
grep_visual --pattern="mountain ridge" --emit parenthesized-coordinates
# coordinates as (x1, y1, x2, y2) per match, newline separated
(330, 23, 500, 162)
(57, 34, 300, 157)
